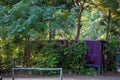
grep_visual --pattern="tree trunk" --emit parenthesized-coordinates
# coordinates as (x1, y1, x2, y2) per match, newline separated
(75, 24, 82, 40)
(49, 21, 52, 40)
(75, 6, 84, 40)
(23, 35, 30, 67)
(49, 21, 55, 40)
(0, 53, 2, 71)
(106, 10, 111, 41)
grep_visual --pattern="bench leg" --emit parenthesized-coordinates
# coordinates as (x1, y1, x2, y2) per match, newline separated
(98, 66, 100, 75)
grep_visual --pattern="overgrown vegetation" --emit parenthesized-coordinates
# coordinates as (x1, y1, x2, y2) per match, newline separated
(0, 0, 120, 76)
(1, 40, 90, 75)
(104, 40, 120, 72)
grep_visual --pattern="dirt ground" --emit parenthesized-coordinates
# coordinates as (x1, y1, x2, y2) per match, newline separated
(3, 75, 120, 80)
(2, 72, 120, 80)
(2, 76, 120, 80)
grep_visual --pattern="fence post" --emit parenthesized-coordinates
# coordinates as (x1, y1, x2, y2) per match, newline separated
(12, 68, 14, 80)
(60, 68, 63, 80)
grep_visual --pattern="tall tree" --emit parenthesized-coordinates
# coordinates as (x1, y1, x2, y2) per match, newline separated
(0, 0, 77, 66)
(90, 0, 120, 40)
(74, 0, 87, 40)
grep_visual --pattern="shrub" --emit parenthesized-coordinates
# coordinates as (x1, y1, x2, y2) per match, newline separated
(62, 41, 87, 74)
(31, 40, 88, 75)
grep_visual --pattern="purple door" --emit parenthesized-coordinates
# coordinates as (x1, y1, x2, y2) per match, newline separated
(86, 40, 103, 68)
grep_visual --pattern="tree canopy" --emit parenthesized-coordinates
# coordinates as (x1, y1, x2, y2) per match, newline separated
(0, 0, 120, 40)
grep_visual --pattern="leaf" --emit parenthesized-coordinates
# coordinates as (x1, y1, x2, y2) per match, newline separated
(29, 6, 43, 15)
(26, 15, 38, 25)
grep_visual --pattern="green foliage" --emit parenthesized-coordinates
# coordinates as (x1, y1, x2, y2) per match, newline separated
(0, 0, 21, 5)
(80, 68, 97, 76)
(91, 0, 120, 40)
(104, 40, 120, 71)
(28, 41, 88, 75)
(0, 0, 77, 40)
(32, 42, 60, 68)
(102, 0, 119, 10)
(29, 41, 61, 75)
(0, 39, 18, 70)
(80, 10, 106, 40)
(0, 0, 120, 75)
(63, 41, 87, 74)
